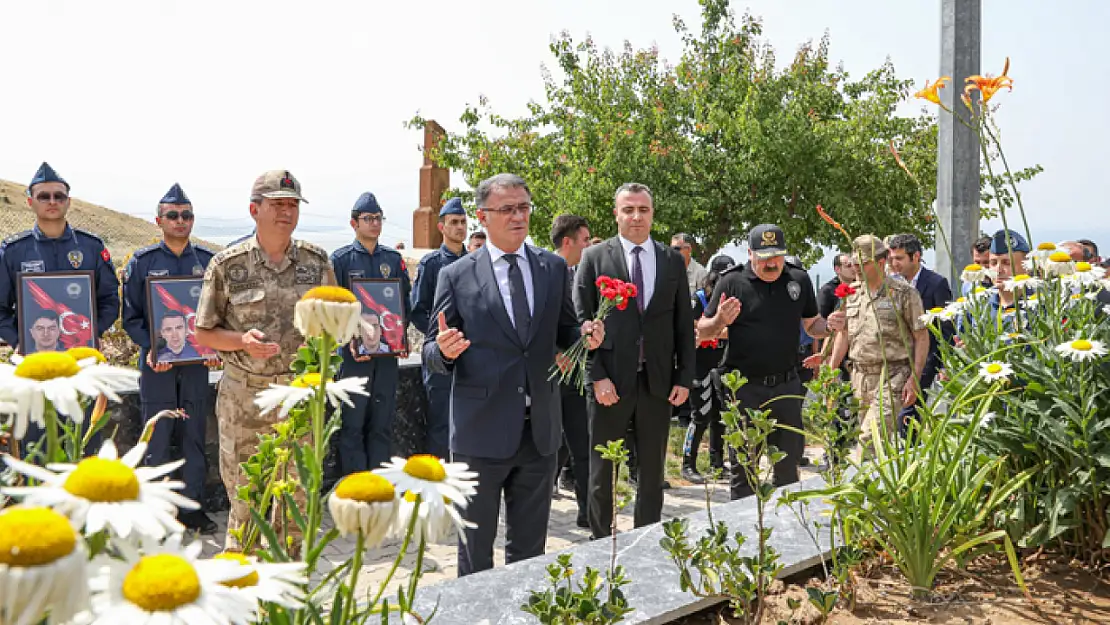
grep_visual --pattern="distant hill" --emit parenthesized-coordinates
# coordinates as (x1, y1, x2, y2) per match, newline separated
(0, 179, 222, 263)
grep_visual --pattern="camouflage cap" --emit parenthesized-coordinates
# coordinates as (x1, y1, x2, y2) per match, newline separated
(250, 170, 308, 203)
(852, 234, 888, 262)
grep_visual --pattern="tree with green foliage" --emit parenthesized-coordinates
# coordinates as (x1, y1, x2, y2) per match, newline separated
(410, 0, 942, 265)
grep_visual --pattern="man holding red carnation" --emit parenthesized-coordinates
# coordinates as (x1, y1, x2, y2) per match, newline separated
(574, 182, 695, 538)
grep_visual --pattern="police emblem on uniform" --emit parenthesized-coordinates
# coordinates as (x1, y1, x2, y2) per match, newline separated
(192, 265, 204, 276)
(228, 264, 248, 282)
(380, 263, 391, 278)
(787, 281, 801, 301)
(66, 283, 81, 298)
(67, 250, 83, 269)
(190, 286, 202, 298)
(383, 286, 395, 299)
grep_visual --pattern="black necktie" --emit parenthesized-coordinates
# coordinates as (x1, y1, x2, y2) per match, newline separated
(631, 246, 646, 366)
(505, 253, 531, 342)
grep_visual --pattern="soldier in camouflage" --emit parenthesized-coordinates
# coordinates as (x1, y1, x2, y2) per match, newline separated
(828, 234, 928, 457)
(195, 170, 336, 551)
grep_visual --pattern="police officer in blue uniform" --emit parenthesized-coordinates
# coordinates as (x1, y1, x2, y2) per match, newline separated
(332, 192, 412, 475)
(121, 183, 219, 532)
(410, 198, 468, 459)
(0, 163, 120, 454)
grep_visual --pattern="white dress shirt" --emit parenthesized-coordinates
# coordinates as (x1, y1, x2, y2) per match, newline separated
(485, 239, 535, 327)
(618, 235, 656, 309)
(910, 265, 922, 288)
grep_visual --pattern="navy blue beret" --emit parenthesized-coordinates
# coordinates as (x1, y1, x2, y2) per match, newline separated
(439, 198, 465, 218)
(28, 162, 69, 192)
(352, 192, 382, 215)
(990, 229, 1029, 254)
(160, 183, 191, 205)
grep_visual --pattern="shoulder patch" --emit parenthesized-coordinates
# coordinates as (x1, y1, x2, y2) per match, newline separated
(132, 243, 160, 258)
(73, 228, 106, 244)
(212, 245, 249, 265)
(295, 239, 329, 259)
(192, 244, 217, 257)
(1, 230, 32, 248)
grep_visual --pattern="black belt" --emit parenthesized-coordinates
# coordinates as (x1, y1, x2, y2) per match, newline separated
(752, 368, 798, 387)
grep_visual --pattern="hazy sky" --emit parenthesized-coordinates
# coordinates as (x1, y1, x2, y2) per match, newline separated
(2, 0, 1105, 276)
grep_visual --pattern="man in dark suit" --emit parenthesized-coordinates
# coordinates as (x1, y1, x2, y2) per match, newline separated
(575, 182, 695, 538)
(424, 173, 604, 576)
(887, 234, 952, 432)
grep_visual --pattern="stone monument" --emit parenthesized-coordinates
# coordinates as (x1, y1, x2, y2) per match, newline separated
(934, 0, 982, 287)
(412, 120, 449, 249)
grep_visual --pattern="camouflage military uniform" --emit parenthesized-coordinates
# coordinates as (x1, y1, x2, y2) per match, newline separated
(195, 236, 336, 549)
(844, 274, 925, 455)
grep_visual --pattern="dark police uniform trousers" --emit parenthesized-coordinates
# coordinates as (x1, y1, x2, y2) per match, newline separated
(0, 225, 121, 458)
(120, 241, 215, 504)
(331, 240, 410, 475)
(410, 244, 464, 460)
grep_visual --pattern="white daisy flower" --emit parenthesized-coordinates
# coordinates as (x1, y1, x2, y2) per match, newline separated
(375, 455, 478, 510)
(293, 286, 363, 343)
(981, 412, 997, 426)
(1001, 332, 1027, 343)
(213, 552, 307, 610)
(1021, 293, 1041, 309)
(87, 534, 258, 625)
(967, 285, 994, 300)
(0, 348, 138, 440)
(398, 490, 475, 544)
(3, 439, 198, 540)
(1002, 274, 1042, 293)
(254, 372, 370, 419)
(979, 361, 1013, 382)
(327, 471, 399, 546)
(919, 306, 954, 325)
(1054, 338, 1108, 362)
(960, 263, 988, 285)
(1065, 261, 1106, 287)
(1042, 251, 1076, 277)
(0, 506, 90, 625)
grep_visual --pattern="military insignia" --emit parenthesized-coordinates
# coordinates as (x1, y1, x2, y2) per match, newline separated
(192, 265, 204, 276)
(787, 281, 801, 301)
(383, 286, 395, 299)
(101, 249, 111, 263)
(280, 172, 295, 189)
(295, 264, 322, 285)
(190, 285, 202, 298)
(400, 259, 407, 273)
(66, 282, 81, 298)
(380, 263, 391, 278)
(67, 250, 83, 268)
(228, 264, 248, 282)
(20, 260, 45, 273)
(148, 269, 169, 277)
(761, 231, 778, 246)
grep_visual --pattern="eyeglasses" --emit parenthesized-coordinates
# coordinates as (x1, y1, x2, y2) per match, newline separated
(161, 210, 194, 221)
(34, 192, 68, 203)
(357, 215, 385, 224)
(480, 203, 532, 216)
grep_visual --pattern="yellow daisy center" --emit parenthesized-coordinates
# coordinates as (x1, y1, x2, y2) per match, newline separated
(1012, 274, 1031, 282)
(956, 297, 966, 303)
(0, 507, 76, 566)
(65, 346, 106, 363)
(1037, 242, 1057, 251)
(291, 372, 322, 388)
(403, 455, 447, 482)
(928, 307, 944, 314)
(13, 352, 80, 381)
(63, 457, 140, 502)
(300, 286, 357, 303)
(122, 554, 202, 612)
(335, 471, 396, 503)
(214, 552, 260, 588)
(986, 363, 1004, 374)
(1076, 262, 1093, 272)
(1071, 340, 1093, 352)
(1048, 251, 1072, 263)
(964, 263, 982, 272)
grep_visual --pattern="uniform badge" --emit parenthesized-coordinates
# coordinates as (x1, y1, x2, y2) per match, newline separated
(787, 281, 801, 301)
(380, 263, 391, 278)
(349, 270, 364, 280)
(192, 265, 205, 276)
(228, 264, 248, 282)
(101, 249, 111, 263)
(295, 264, 322, 285)
(20, 260, 45, 273)
(148, 269, 169, 277)
(67, 250, 83, 269)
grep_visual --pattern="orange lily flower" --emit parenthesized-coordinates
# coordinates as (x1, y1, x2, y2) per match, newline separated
(914, 76, 950, 105)
(965, 57, 1013, 103)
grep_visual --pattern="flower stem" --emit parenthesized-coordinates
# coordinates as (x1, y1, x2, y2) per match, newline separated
(370, 495, 421, 609)
(344, 529, 366, 623)
(44, 403, 60, 464)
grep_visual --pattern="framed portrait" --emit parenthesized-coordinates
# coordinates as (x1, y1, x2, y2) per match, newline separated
(146, 276, 218, 365)
(17, 271, 98, 354)
(349, 278, 407, 357)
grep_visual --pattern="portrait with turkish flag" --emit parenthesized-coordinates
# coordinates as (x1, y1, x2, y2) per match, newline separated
(350, 278, 407, 357)
(17, 271, 97, 354)
(145, 276, 218, 365)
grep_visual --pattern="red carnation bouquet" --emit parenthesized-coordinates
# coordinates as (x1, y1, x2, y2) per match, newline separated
(549, 275, 637, 393)
(819, 282, 856, 357)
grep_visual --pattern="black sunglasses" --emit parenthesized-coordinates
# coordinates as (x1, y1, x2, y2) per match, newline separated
(161, 210, 194, 221)
(34, 192, 68, 203)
